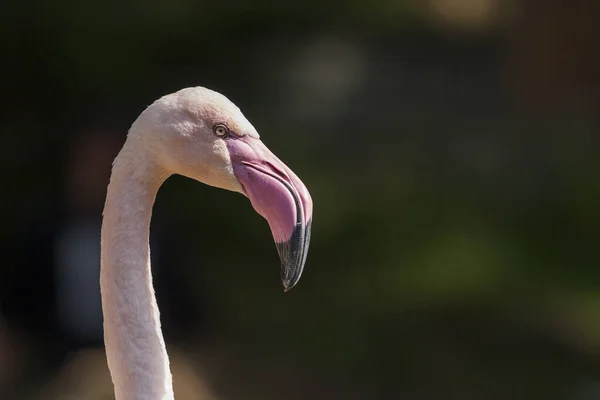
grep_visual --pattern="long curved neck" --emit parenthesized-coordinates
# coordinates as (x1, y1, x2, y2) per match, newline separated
(100, 141, 173, 400)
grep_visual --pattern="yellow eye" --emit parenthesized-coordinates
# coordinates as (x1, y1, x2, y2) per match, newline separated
(213, 124, 229, 137)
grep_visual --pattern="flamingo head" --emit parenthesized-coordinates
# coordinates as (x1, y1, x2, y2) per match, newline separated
(131, 86, 313, 291)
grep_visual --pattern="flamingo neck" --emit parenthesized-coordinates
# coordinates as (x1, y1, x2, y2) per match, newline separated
(100, 139, 173, 400)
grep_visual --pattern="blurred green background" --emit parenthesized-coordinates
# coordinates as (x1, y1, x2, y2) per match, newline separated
(1, 0, 600, 399)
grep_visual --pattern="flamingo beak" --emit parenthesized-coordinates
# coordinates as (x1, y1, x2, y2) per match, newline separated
(227, 136, 313, 291)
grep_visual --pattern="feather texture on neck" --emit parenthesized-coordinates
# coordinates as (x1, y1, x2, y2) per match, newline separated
(100, 138, 173, 400)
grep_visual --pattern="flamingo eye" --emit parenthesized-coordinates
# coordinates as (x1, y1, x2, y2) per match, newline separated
(213, 124, 230, 137)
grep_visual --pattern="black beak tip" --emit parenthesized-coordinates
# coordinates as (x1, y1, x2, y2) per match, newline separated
(281, 267, 301, 292)
(282, 277, 299, 292)
(276, 219, 312, 293)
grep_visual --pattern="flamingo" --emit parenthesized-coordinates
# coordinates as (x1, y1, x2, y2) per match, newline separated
(100, 86, 313, 400)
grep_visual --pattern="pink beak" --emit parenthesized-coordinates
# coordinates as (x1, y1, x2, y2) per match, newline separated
(227, 136, 313, 291)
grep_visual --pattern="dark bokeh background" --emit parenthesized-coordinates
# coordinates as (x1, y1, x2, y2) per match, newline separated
(1, 1, 600, 399)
